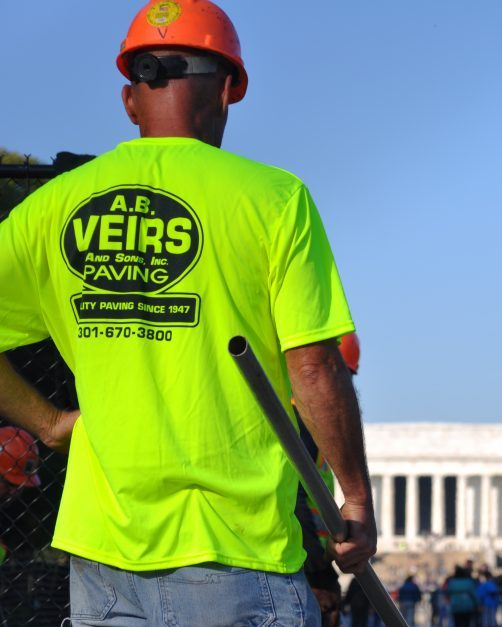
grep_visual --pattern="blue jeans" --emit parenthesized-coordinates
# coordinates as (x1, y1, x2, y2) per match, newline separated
(64, 556, 321, 626)
(481, 605, 498, 627)
(399, 601, 416, 627)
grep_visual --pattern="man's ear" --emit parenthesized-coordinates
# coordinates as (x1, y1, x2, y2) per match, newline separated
(220, 74, 233, 116)
(122, 84, 139, 126)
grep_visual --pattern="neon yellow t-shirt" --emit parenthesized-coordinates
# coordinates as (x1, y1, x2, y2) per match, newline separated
(0, 138, 354, 572)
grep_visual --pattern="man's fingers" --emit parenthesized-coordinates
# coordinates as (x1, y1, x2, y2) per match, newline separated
(329, 502, 378, 574)
(332, 547, 368, 574)
(332, 530, 346, 544)
(339, 560, 367, 575)
(332, 543, 369, 573)
(328, 527, 376, 575)
(334, 537, 376, 559)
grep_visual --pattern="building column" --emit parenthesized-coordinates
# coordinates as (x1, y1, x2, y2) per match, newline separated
(466, 477, 481, 536)
(406, 475, 418, 541)
(371, 476, 382, 536)
(432, 475, 444, 535)
(457, 475, 467, 541)
(381, 474, 393, 540)
(481, 474, 491, 536)
(491, 477, 502, 537)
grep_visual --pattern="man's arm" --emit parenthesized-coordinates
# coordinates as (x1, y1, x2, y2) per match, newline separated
(285, 338, 376, 574)
(0, 353, 79, 453)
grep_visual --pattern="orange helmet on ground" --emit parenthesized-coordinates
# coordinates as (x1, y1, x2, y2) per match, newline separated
(117, 0, 248, 104)
(0, 427, 41, 488)
(339, 333, 360, 375)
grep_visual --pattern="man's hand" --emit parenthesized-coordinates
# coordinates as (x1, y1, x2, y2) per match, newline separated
(0, 353, 79, 454)
(41, 409, 80, 454)
(327, 500, 377, 575)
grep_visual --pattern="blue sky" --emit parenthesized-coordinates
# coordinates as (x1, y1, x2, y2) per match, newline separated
(1, 1, 501, 424)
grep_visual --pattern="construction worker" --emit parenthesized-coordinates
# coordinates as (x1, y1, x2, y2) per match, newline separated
(0, 1, 376, 625)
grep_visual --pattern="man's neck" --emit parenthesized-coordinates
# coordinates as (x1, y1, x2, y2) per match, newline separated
(139, 122, 223, 148)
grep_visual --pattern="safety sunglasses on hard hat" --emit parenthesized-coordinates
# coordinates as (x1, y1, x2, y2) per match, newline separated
(130, 53, 221, 84)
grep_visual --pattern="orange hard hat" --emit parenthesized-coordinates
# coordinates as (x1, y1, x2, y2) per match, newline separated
(339, 333, 360, 374)
(117, 0, 248, 104)
(0, 427, 41, 488)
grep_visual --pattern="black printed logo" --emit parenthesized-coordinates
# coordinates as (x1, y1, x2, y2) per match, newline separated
(61, 185, 203, 294)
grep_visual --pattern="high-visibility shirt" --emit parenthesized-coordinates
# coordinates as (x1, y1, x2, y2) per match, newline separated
(0, 138, 354, 572)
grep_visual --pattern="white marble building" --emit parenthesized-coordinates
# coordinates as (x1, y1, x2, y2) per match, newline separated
(334, 423, 502, 561)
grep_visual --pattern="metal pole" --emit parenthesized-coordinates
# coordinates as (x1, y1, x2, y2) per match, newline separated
(228, 336, 408, 627)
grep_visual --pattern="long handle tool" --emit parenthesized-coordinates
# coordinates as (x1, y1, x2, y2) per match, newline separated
(228, 336, 408, 627)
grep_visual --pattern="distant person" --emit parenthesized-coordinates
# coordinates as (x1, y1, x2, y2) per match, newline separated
(430, 586, 440, 625)
(398, 575, 422, 626)
(464, 559, 475, 577)
(446, 566, 479, 627)
(477, 570, 500, 627)
(431, 582, 451, 627)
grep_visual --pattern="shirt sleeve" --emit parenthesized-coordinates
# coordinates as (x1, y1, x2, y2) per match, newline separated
(0, 203, 49, 351)
(269, 184, 355, 352)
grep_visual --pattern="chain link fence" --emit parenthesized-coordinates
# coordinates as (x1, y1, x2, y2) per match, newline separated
(0, 153, 92, 625)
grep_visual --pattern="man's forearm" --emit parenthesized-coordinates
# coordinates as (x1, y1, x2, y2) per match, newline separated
(0, 353, 61, 444)
(286, 339, 372, 506)
(287, 339, 377, 573)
